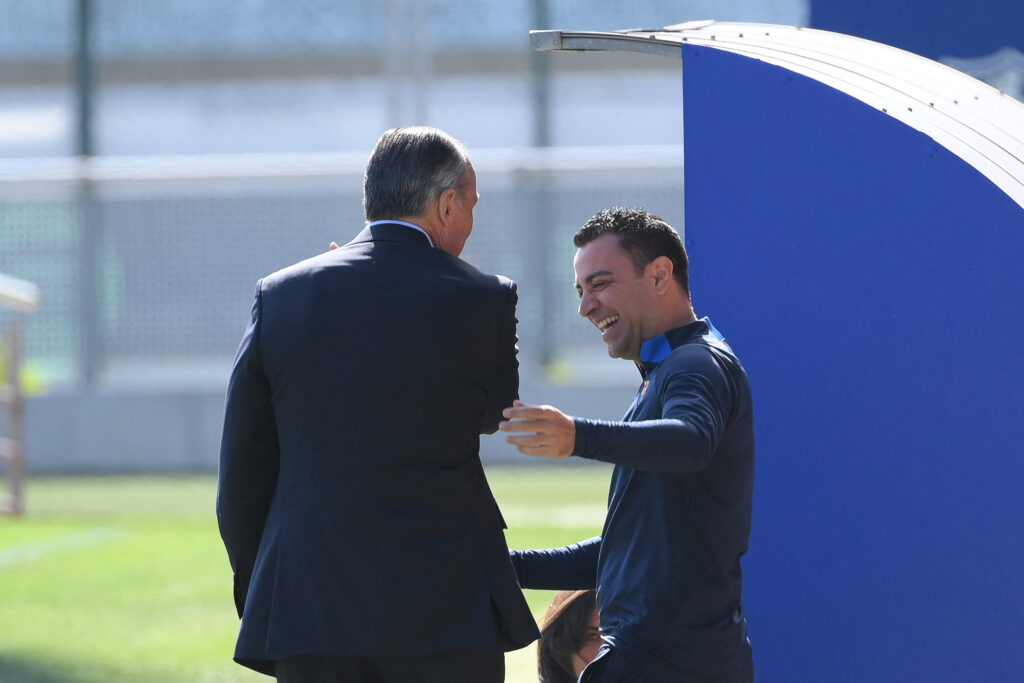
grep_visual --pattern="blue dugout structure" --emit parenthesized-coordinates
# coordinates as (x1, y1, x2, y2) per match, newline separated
(532, 21, 1024, 681)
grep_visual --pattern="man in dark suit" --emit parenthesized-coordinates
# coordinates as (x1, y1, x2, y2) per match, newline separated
(217, 126, 539, 682)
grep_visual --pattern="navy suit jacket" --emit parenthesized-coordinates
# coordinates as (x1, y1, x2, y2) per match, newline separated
(217, 223, 539, 675)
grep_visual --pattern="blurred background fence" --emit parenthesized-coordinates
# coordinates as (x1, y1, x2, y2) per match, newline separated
(1, 0, 1020, 473)
(0, 148, 695, 471)
(0, 0, 716, 472)
(0, 148, 686, 388)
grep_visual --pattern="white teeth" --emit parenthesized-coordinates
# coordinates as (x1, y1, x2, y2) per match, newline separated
(597, 315, 619, 331)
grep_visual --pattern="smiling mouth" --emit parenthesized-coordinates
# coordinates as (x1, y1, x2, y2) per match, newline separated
(596, 315, 619, 333)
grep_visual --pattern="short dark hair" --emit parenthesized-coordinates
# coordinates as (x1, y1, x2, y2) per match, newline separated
(574, 207, 690, 297)
(363, 126, 470, 221)
(538, 590, 598, 683)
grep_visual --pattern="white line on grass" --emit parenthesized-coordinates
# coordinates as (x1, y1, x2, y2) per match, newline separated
(0, 527, 125, 568)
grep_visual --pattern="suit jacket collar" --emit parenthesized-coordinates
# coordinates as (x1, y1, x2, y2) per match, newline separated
(349, 221, 433, 248)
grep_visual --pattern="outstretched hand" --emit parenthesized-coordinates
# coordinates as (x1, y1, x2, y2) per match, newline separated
(498, 400, 576, 459)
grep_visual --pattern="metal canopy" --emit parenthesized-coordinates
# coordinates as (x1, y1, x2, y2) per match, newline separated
(532, 21, 1024, 681)
(531, 21, 1024, 210)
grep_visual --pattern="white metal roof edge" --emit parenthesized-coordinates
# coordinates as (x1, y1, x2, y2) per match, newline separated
(530, 22, 1024, 211)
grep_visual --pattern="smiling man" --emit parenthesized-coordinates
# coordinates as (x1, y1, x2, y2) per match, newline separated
(500, 207, 755, 682)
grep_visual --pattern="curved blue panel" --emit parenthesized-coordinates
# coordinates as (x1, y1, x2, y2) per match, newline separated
(683, 44, 1024, 681)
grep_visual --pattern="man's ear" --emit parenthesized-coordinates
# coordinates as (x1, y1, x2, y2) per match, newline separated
(649, 256, 674, 293)
(437, 187, 458, 224)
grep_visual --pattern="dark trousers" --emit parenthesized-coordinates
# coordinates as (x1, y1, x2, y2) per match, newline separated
(275, 643, 504, 683)
(580, 645, 753, 683)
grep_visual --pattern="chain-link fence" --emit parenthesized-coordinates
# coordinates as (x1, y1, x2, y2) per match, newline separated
(0, 0, 814, 393)
(0, 148, 685, 389)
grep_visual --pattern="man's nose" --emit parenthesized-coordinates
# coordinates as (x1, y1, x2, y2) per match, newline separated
(578, 291, 596, 318)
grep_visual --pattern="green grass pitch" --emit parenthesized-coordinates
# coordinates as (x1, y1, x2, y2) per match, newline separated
(0, 465, 610, 682)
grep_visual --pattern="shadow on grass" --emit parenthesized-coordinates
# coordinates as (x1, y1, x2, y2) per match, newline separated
(0, 655, 94, 683)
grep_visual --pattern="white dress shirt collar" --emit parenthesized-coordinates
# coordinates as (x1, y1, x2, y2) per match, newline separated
(367, 220, 434, 248)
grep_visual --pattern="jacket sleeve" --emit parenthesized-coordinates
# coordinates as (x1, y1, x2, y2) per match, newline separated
(216, 281, 280, 618)
(572, 346, 732, 473)
(510, 536, 601, 590)
(481, 279, 519, 434)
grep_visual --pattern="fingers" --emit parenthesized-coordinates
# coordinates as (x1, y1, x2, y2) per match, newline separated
(499, 400, 574, 460)
(498, 418, 546, 433)
(503, 432, 547, 447)
(502, 401, 549, 420)
(514, 445, 548, 458)
(511, 443, 571, 460)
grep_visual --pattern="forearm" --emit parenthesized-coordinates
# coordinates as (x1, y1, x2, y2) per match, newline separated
(573, 417, 715, 473)
(510, 536, 600, 590)
(216, 286, 279, 602)
(217, 387, 279, 617)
